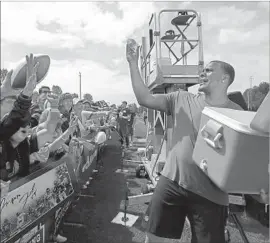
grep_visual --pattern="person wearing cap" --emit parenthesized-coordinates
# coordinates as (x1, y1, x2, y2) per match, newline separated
(29, 86, 51, 117)
(117, 101, 131, 148)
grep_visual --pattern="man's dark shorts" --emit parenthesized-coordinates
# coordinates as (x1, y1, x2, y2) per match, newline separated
(145, 175, 228, 243)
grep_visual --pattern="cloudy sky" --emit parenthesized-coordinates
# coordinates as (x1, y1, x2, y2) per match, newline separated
(1, 1, 269, 105)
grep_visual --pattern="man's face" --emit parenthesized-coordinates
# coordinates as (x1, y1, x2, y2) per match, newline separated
(62, 99, 73, 112)
(0, 97, 16, 119)
(122, 102, 127, 108)
(83, 103, 91, 111)
(198, 62, 224, 94)
(39, 88, 51, 102)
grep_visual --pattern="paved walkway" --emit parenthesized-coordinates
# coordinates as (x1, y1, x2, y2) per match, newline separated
(61, 118, 269, 243)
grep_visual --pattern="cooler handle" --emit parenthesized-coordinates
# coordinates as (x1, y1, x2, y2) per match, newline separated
(201, 125, 223, 149)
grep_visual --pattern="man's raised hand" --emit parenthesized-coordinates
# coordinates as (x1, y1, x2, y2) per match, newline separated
(126, 39, 139, 64)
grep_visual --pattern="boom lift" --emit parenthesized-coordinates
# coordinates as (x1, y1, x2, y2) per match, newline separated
(136, 9, 203, 190)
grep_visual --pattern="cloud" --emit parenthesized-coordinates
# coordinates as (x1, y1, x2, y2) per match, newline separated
(1, 2, 156, 48)
(1, 3, 84, 49)
(112, 57, 124, 67)
(204, 53, 221, 64)
(218, 23, 269, 45)
(203, 6, 256, 29)
(1, 1, 269, 105)
(219, 29, 251, 44)
(258, 1, 269, 11)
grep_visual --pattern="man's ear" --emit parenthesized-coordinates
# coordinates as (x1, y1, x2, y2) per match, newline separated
(222, 74, 230, 84)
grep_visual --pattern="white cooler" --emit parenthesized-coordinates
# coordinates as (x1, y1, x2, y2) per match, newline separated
(192, 107, 269, 194)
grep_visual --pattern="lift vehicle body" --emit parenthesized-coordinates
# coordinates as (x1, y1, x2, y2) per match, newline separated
(136, 9, 203, 188)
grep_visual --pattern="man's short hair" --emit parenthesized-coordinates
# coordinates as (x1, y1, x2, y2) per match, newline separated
(210, 60, 235, 85)
(122, 101, 127, 105)
(39, 86, 50, 94)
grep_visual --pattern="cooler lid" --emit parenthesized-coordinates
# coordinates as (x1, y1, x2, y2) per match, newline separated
(202, 107, 269, 137)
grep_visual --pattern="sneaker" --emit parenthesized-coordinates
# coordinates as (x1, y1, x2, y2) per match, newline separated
(53, 234, 67, 243)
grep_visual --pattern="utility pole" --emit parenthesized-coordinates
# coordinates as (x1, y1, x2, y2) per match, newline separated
(248, 76, 253, 110)
(79, 72, 82, 99)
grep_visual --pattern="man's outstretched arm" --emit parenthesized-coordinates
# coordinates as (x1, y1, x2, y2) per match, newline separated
(127, 39, 168, 113)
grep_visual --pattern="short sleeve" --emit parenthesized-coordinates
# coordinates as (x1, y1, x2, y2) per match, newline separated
(165, 90, 193, 116)
(165, 91, 179, 116)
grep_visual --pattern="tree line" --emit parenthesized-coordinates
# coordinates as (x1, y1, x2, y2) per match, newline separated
(243, 81, 269, 111)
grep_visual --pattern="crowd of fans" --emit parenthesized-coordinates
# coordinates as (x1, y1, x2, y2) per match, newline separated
(0, 54, 137, 243)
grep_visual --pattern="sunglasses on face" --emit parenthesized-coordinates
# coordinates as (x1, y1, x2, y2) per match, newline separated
(42, 91, 51, 94)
